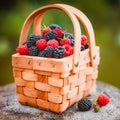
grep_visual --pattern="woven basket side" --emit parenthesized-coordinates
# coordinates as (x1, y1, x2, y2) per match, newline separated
(13, 47, 99, 113)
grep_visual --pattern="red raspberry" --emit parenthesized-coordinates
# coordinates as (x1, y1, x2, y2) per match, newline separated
(59, 38, 71, 46)
(41, 27, 52, 38)
(47, 39, 59, 49)
(63, 45, 74, 57)
(81, 35, 87, 46)
(16, 45, 29, 55)
(54, 28, 63, 38)
(36, 39, 47, 50)
(97, 94, 110, 106)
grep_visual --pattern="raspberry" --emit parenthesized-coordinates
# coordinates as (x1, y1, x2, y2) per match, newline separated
(54, 28, 63, 38)
(59, 38, 71, 46)
(78, 98, 92, 111)
(97, 94, 110, 106)
(49, 24, 62, 30)
(44, 30, 57, 40)
(16, 45, 29, 55)
(47, 39, 59, 49)
(26, 34, 41, 47)
(36, 39, 47, 50)
(29, 46, 39, 56)
(53, 46, 65, 58)
(63, 45, 74, 57)
(38, 46, 54, 58)
(64, 32, 74, 46)
(41, 27, 52, 38)
(81, 35, 87, 46)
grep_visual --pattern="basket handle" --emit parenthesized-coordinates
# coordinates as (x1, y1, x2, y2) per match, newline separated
(33, 4, 96, 68)
(19, 4, 81, 73)
(63, 4, 96, 67)
(19, 4, 95, 73)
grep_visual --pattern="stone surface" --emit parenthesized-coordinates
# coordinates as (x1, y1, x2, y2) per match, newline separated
(0, 82, 120, 120)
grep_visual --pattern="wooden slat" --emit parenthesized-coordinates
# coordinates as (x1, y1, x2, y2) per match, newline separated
(48, 77, 63, 87)
(35, 82, 50, 92)
(12, 54, 33, 69)
(37, 99, 50, 110)
(22, 72, 38, 81)
(23, 87, 37, 98)
(33, 56, 72, 73)
(48, 93, 62, 103)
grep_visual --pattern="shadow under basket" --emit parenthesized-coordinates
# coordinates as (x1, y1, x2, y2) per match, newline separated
(12, 4, 100, 113)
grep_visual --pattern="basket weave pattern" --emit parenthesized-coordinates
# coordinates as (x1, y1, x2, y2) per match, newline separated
(12, 4, 100, 113)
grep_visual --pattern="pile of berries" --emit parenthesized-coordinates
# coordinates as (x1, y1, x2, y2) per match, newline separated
(16, 24, 89, 58)
(77, 93, 110, 112)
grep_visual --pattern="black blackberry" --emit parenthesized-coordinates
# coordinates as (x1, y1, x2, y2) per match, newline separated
(64, 32, 74, 39)
(64, 33, 74, 46)
(26, 34, 42, 47)
(38, 46, 54, 58)
(85, 41, 89, 49)
(78, 98, 92, 111)
(81, 45, 85, 51)
(70, 38, 74, 46)
(49, 24, 62, 30)
(44, 30, 57, 40)
(29, 46, 39, 56)
(35, 35, 42, 40)
(53, 46, 65, 58)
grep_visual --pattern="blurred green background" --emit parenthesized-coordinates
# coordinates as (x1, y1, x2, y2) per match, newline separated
(0, 0, 120, 88)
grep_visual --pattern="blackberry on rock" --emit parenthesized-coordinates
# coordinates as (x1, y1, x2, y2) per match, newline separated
(53, 46, 65, 58)
(44, 31, 57, 40)
(78, 98, 92, 111)
(38, 46, 54, 58)
(29, 46, 39, 56)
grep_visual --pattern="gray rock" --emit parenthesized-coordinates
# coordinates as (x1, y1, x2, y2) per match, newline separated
(0, 82, 120, 120)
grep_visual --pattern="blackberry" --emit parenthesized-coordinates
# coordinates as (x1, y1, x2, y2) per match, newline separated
(38, 46, 54, 58)
(26, 34, 42, 47)
(64, 33, 74, 46)
(85, 41, 89, 49)
(29, 46, 39, 56)
(78, 98, 92, 111)
(49, 24, 62, 30)
(64, 32, 74, 39)
(53, 46, 65, 58)
(35, 35, 42, 40)
(44, 31, 57, 40)
(70, 38, 74, 46)
(81, 45, 85, 51)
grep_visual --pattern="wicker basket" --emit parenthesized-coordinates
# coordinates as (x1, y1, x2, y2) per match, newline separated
(12, 4, 100, 113)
